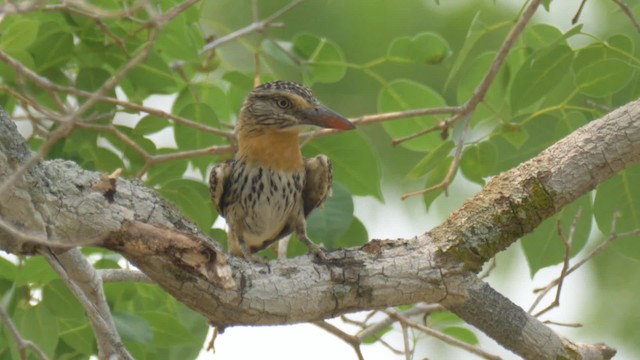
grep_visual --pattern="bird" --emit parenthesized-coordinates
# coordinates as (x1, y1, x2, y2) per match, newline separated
(209, 80, 355, 262)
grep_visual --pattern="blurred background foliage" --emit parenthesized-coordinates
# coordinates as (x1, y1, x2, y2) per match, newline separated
(1, 0, 640, 358)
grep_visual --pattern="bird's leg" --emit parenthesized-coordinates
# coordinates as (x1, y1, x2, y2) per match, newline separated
(238, 237, 270, 265)
(295, 220, 326, 261)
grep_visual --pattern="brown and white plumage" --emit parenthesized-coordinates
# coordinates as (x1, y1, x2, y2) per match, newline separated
(209, 80, 354, 261)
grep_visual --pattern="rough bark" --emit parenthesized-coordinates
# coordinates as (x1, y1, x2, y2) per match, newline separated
(2, 99, 638, 359)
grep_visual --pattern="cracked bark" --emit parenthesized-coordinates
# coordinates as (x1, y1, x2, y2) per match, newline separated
(2, 99, 639, 359)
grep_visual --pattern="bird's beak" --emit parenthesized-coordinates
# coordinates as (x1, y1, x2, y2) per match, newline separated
(303, 105, 355, 130)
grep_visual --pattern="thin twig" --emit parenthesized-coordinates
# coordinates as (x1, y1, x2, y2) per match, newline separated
(201, 0, 304, 53)
(612, 0, 640, 32)
(401, 115, 471, 199)
(531, 213, 640, 314)
(532, 208, 583, 317)
(0, 305, 50, 360)
(42, 249, 133, 359)
(399, 0, 541, 199)
(572, 0, 588, 24)
(385, 309, 502, 360)
(313, 321, 364, 360)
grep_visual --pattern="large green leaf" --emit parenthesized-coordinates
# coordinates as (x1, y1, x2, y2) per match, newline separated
(456, 51, 510, 125)
(14, 304, 59, 358)
(303, 130, 382, 199)
(443, 326, 479, 345)
(521, 194, 592, 276)
(0, 18, 39, 51)
(139, 311, 193, 346)
(173, 83, 230, 121)
(334, 216, 369, 249)
(293, 33, 346, 84)
(0, 257, 17, 280)
(306, 182, 354, 249)
(423, 156, 454, 210)
(387, 32, 450, 64)
(407, 140, 455, 180)
(460, 141, 498, 185)
(158, 179, 216, 230)
(15, 257, 59, 286)
(378, 79, 448, 152)
(446, 12, 494, 87)
(76, 67, 117, 116)
(28, 23, 74, 71)
(575, 58, 634, 97)
(510, 45, 573, 112)
(125, 52, 179, 95)
(174, 103, 221, 150)
(594, 165, 640, 245)
(113, 311, 153, 344)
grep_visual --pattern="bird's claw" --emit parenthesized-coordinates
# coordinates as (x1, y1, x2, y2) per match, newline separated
(307, 242, 327, 262)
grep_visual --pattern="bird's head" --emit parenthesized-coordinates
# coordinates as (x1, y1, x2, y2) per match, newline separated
(237, 80, 355, 136)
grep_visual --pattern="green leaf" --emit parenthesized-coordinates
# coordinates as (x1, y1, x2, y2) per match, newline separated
(76, 67, 117, 116)
(407, 141, 455, 179)
(158, 179, 215, 230)
(378, 79, 447, 152)
(521, 194, 592, 276)
(126, 52, 178, 94)
(442, 326, 479, 345)
(429, 311, 463, 326)
(135, 115, 171, 135)
(334, 216, 368, 249)
(156, 18, 203, 62)
(460, 141, 498, 185)
(510, 45, 573, 112)
(495, 113, 587, 172)
(303, 130, 382, 199)
(575, 58, 634, 97)
(456, 51, 510, 124)
(362, 325, 392, 344)
(57, 319, 95, 357)
(113, 311, 153, 344)
(146, 156, 189, 187)
(42, 280, 85, 319)
(0, 50, 35, 81)
(15, 257, 59, 286)
(223, 71, 254, 118)
(0, 257, 17, 280)
(173, 83, 229, 121)
(423, 156, 454, 210)
(387, 32, 450, 64)
(139, 311, 193, 346)
(522, 24, 564, 51)
(0, 18, 39, 51)
(594, 164, 640, 239)
(307, 182, 354, 249)
(174, 103, 221, 150)
(446, 12, 493, 87)
(14, 304, 59, 357)
(293, 33, 346, 84)
(28, 25, 74, 71)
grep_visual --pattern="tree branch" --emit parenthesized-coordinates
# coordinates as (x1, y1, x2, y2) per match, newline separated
(2, 95, 638, 358)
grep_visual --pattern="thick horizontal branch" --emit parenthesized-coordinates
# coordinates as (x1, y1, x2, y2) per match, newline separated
(2, 98, 638, 358)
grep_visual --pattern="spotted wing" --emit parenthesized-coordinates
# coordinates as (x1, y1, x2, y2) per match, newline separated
(302, 155, 332, 217)
(209, 160, 234, 217)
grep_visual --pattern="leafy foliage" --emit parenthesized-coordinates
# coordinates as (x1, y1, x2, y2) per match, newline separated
(1, 0, 640, 358)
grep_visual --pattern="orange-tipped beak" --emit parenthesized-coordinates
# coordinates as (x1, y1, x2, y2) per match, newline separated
(303, 105, 355, 130)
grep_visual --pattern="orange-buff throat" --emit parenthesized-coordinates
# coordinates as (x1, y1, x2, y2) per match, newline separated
(238, 131, 304, 172)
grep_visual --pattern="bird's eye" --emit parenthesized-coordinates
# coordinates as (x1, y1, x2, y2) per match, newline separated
(276, 98, 291, 109)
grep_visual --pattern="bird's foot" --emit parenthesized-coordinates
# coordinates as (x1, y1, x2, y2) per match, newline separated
(306, 242, 327, 262)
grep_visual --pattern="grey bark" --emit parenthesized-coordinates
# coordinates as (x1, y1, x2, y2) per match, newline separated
(2, 99, 638, 359)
